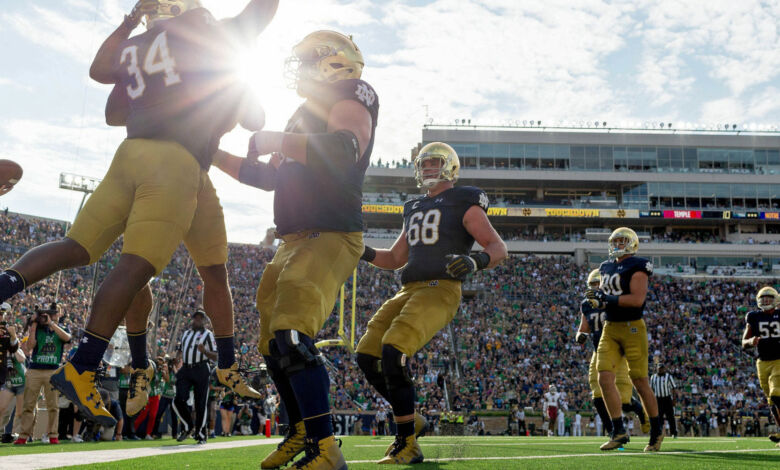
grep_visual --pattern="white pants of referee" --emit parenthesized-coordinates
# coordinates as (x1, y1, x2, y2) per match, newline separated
(172, 362, 210, 439)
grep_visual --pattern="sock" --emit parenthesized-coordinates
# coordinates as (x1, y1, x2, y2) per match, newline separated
(650, 416, 662, 435)
(611, 418, 625, 436)
(396, 418, 414, 437)
(127, 329, 149, 369)
(0, 269, 27, 302)
(288, 365, 332, 440)
(593, 398, 613, 434)
(626, 398, 646, 424)
(71, 330, 110, 374)
(263, 354, 302, 425)
(215, 335, 236, 369)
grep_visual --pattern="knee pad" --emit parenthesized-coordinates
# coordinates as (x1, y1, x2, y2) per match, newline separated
(381, 345, 413, 390)
(357, 353, 382, 380)
(273, 330, 324, 375)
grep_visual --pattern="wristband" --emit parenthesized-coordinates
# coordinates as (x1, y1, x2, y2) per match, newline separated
(604, 294, 619, 307)
(472, 252, 491, 270)
(361, 246, 376, 262)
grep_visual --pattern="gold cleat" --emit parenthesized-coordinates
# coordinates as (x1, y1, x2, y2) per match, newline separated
(50, 362, 116, 427)
(291, 436, 347, 470)
(217, 362, 261, 399)
(378, 435, 424, 465)
(769, 432, 780, 443)
(261, 421, 306, 469)
(641, 410, 651, 434)
(126, 361, 156, 417)
(600, 433, 629, 451)
(644, 433, 664, 452)
(385, 412, 428, 456)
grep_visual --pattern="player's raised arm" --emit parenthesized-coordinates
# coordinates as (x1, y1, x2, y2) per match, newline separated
(89, 1, 153, 84)
(220, 0, 279, 41)
(361, 229, 409, 271)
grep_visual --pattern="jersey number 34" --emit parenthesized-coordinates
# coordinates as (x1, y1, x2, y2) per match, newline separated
(120, 31, 182, 100)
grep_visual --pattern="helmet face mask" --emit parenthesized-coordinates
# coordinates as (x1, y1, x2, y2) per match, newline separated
(756, 286, 778, 311)
(608, 227, 639, 260)
(414, 142, 460, 189)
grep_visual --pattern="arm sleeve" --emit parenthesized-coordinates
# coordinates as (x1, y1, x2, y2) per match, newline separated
(238, 159, 277, 191)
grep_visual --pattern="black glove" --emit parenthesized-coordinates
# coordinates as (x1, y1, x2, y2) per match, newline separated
(445, 252, 490, 278)
(575, 332, 589, 345)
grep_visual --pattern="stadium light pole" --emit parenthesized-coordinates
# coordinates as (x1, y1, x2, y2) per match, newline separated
(58, 172, 103, 302)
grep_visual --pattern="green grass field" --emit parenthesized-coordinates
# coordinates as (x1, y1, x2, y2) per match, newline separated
(2, 435, 778, 469)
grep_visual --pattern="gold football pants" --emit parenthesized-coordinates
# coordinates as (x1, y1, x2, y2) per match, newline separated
(757, 358, 780, 401)
(67, 138, 227, 274)
(589, 351, 633, 403)
(356, 279, 462, 358)
(255, 231, 362, 356)
(596, 319, 649, 379)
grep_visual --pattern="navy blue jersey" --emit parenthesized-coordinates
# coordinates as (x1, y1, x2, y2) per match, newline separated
(271, 79, 379, 235)
(598, 255, 653, 321)
(745, 309, 780, 361)
(401, 186, 488, 284)
(580, 299, 606, 349)
(116, 9, 249, 169)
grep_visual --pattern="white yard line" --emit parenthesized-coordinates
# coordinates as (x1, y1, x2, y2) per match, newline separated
(346, 447, 780, 463)
(0, 438, 282, 470)
(355, 439, 745, 447)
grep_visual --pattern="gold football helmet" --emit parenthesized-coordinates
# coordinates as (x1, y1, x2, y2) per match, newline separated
(756, 286, 778, 311)
(284, 30, 364, 97)
(608, 227, 639, 260)
(144, 0, 202, 29)
(586, 269, 601, 288)
(414, 142, 460, 189)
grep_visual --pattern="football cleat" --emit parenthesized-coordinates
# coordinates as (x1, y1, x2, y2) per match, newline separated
(644, 433, 664, 452)
(176, 429, 191, 442)
(291, 436, 346, 470)
(385, 412, 428, 456)
(50, 362, 116, 427)
(126, 361, 156, 417)
(600, 433, 629, 451)
(379, 435, 424, 465)
(216, 362, 261, 399)
(769, 432, 780, 443)
(261, 421, 306, 469)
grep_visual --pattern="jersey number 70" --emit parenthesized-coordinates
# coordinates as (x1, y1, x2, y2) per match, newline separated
(120, 31, 182, 100)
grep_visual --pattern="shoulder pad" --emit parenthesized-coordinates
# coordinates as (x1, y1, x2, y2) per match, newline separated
(629, 256, 653, 276)
(330, 79, 378, 111)
(455, 186, 489, 211)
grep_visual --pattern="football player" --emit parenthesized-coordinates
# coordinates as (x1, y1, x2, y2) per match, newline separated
(742, 286, 780, 447)
(212, 31, 378, 470)
(577, 269, 649, 437)
(355, 142, 508, 464)
(544, 385, 561, 436)
(586, 227, 663, 451)
(0, 0, 276, 430)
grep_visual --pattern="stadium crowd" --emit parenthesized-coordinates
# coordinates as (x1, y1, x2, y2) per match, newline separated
(0, 210, 775, 441)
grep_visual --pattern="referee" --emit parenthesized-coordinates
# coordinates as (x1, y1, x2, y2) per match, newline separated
(650, 363, 677, 438)
(172, 309, 216, 444)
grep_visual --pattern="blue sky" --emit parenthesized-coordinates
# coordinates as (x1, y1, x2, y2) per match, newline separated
(1, 0, 779, 243)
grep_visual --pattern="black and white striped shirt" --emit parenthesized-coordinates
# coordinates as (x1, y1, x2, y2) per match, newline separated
(178, 328, 216, 365)
(650, 372, 676, 398)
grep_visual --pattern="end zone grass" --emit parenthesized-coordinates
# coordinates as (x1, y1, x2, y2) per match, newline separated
(4, 435, 778, 469)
